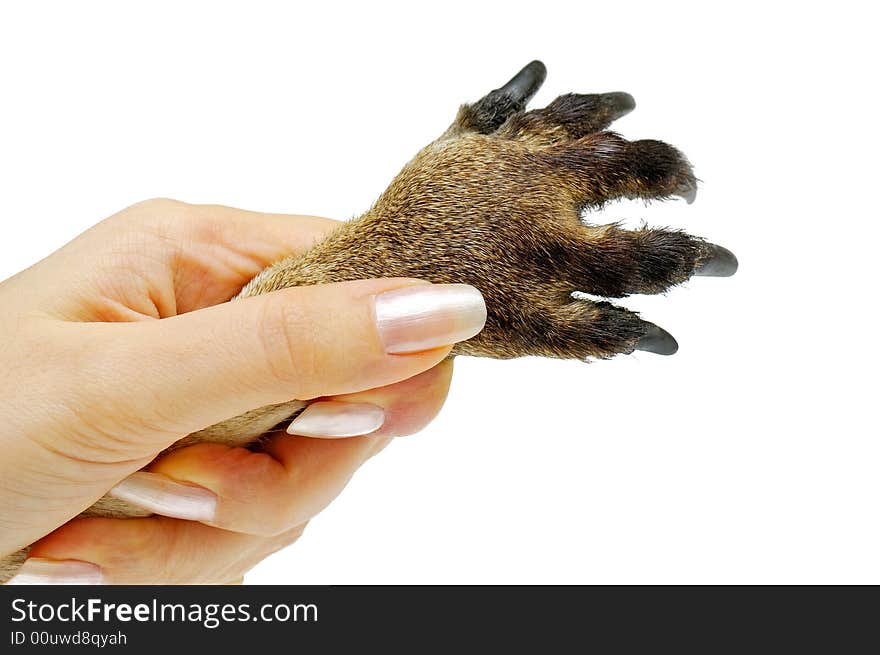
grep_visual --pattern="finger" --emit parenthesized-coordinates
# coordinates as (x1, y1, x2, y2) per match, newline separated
(117, 198, 341, 269)
(109, 361, 454, 536)
(119, 436, 374, 538)
(157, 201, 343, 307)
(74, 280, 484, 446)
(9, 199, 342, 316)
(9, 517, 306, 584)
(175, 201, 341, 266)
(285, 358, 455, 438)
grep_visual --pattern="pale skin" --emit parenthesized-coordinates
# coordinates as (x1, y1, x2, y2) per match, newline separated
(0, 198, 483, 584)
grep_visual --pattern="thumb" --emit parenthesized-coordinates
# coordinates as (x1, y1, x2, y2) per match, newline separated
(83, 278, 485, 445)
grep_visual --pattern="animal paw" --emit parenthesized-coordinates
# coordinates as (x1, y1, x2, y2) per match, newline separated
(241, 61, 737, 361)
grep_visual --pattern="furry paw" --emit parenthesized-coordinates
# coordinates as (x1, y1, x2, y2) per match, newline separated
(242, 61, 737, 360)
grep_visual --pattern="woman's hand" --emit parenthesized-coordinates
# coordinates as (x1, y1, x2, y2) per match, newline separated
(1, 199, 485, 584)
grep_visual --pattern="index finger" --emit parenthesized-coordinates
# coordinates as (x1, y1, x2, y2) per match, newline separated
(178, 201, 341, 268)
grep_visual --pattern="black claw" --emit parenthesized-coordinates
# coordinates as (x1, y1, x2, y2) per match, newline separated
(694, 243, 738, 277)
(603, 92, 636, 120)
(635, 323, 679, 355)
(497, 60, 547, 107)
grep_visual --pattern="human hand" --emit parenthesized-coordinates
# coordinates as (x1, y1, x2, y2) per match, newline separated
(1, 199, 485, 583)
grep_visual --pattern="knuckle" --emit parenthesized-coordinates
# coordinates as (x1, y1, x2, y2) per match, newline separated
(259, 515, 295, 538)
(273, 522, 308, 548)
(273, 505, 308, 538)
(255, 295, 324, 396)
(248, 522, 307, 553)
(131, 197, 186, 213)
(117, 198, 192, 235)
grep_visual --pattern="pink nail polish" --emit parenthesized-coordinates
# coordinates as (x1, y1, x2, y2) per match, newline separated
(110, 472, 217, 522)
(7, 558, 103, 585)
(374, 284, 487, 354)
(287, 401, 385, 438)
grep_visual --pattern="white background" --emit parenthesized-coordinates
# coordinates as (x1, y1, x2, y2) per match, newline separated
(1, 1, 877, 583)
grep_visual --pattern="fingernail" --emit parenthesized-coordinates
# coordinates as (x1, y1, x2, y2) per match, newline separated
(374, 284, 487, 354)
(7, 558, 103, 585)
(287, 401, 385, 437)
(109, 471, 217, 522)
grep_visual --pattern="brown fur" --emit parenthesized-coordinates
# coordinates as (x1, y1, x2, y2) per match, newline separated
(1, 61, 721, 582)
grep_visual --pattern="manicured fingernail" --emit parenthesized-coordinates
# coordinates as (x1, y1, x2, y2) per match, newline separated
(109, 471, 217, 522)
(287, 401, 385, 438)
(7, 558, 103, 585)
(374, 284, 487, 354)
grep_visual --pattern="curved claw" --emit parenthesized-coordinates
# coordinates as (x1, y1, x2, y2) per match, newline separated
(601, 91, 636, 121)
(694, 243, 738, 277)
(635, 323, 679, 356)
(675, 179, 698, 204)
(496, 60, 547, 107)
